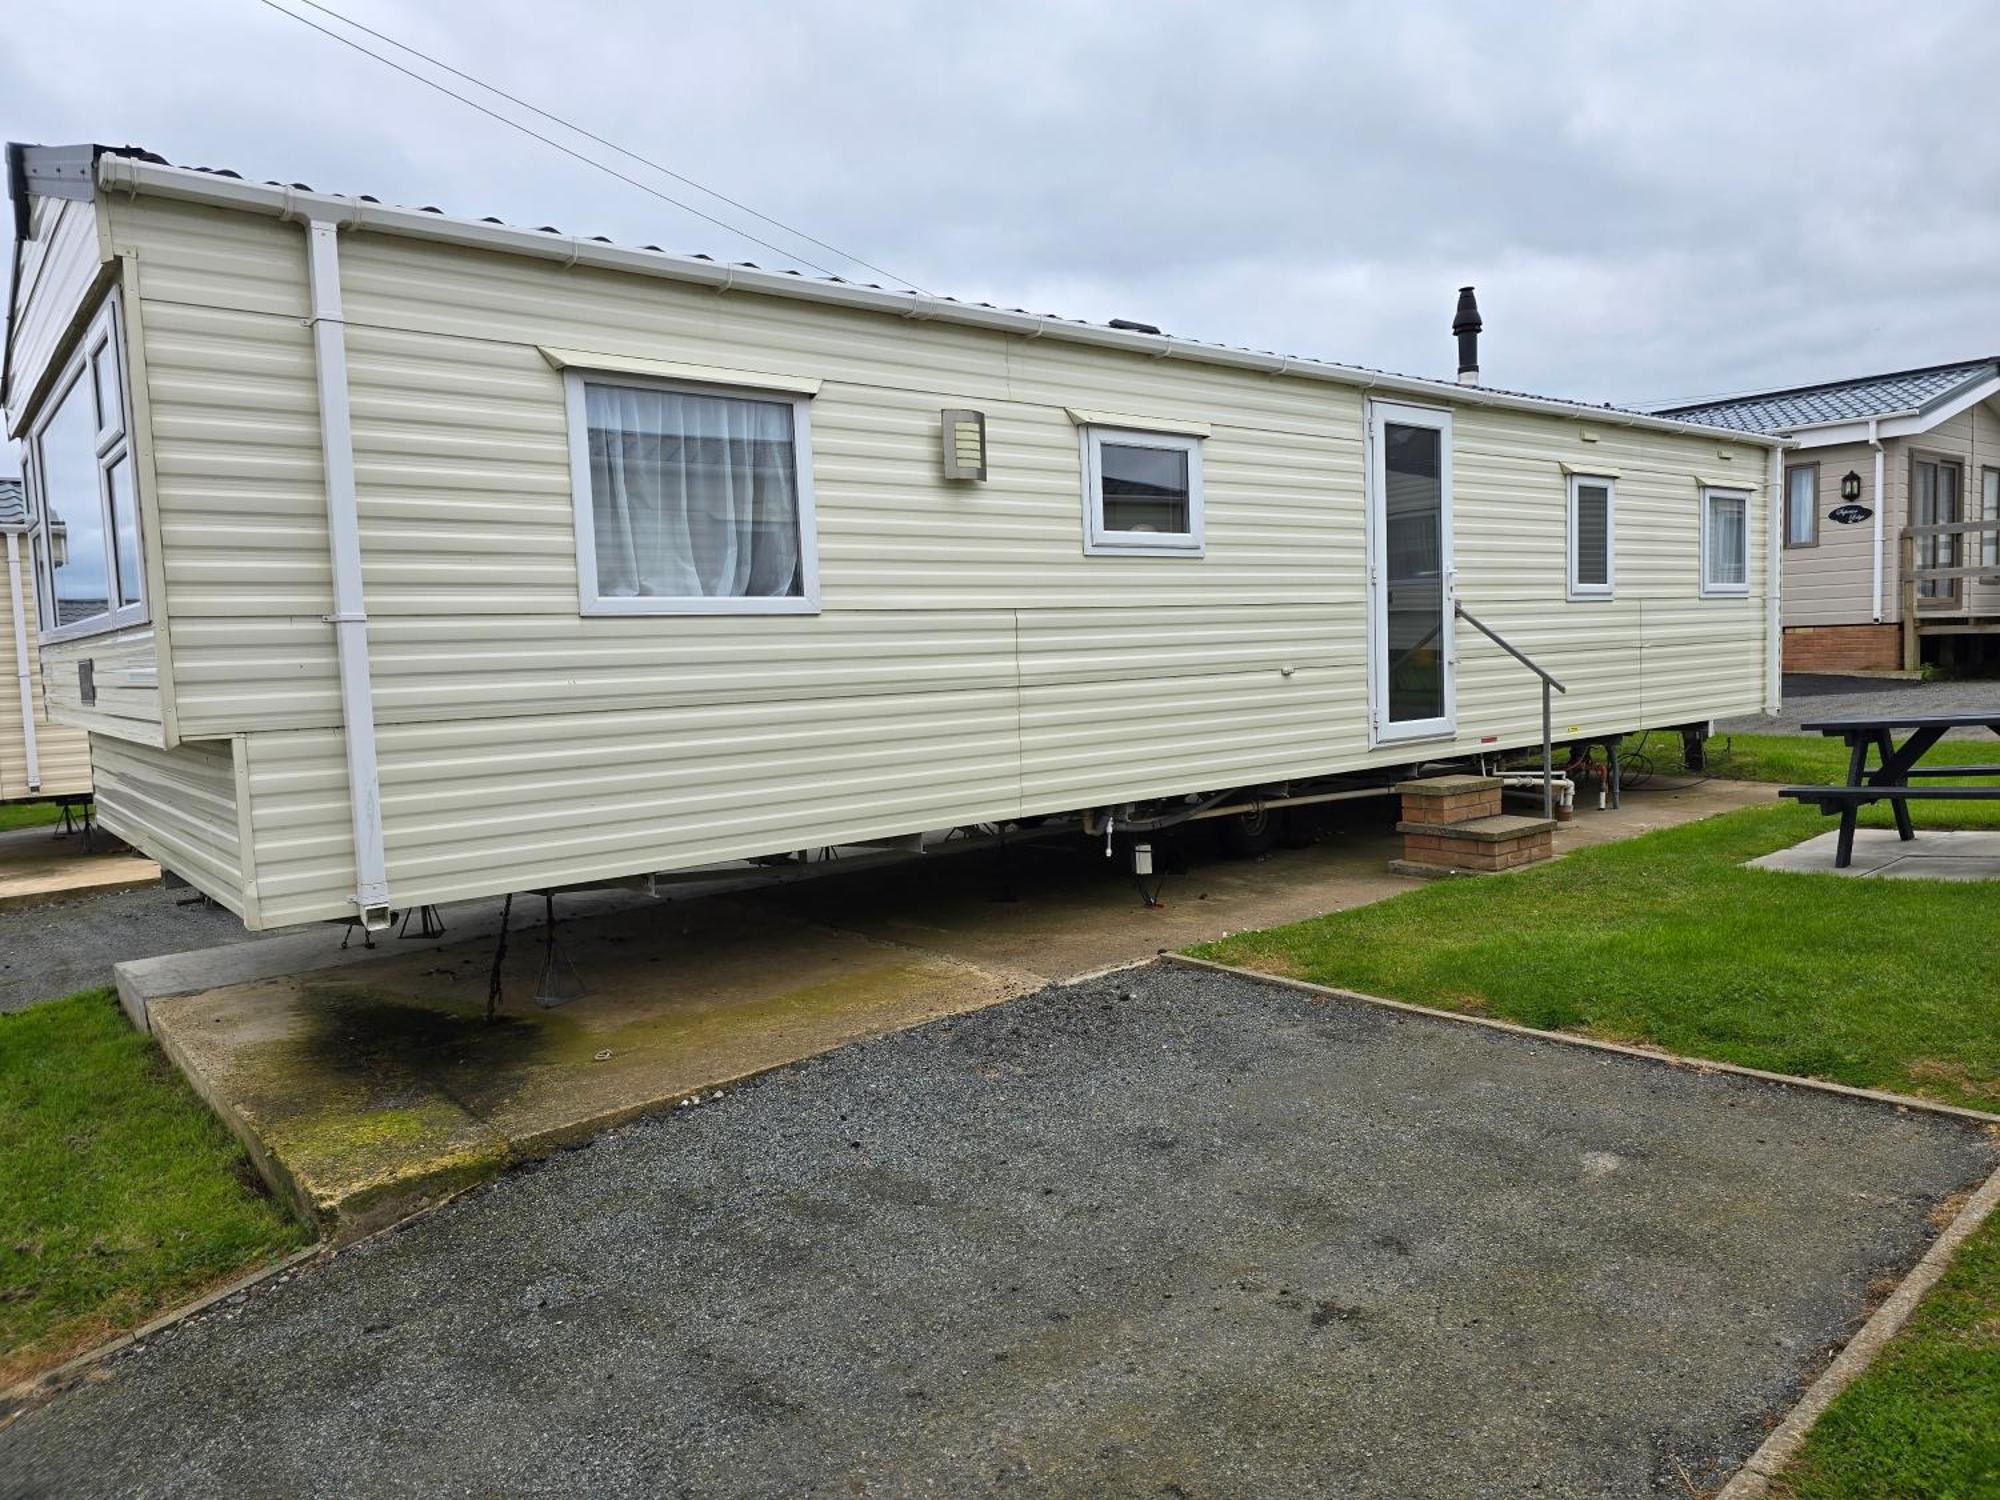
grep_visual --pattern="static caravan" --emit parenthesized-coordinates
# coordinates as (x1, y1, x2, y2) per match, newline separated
(1659, 359, 2000, 672)
(3, 142, 1784, 932)
(1, 475, 91, 804)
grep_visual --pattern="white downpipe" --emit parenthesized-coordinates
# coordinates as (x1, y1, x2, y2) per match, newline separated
(302, 219, 391, 928)
(6, 531, 41, 791)
(1868, 418, 1885, 622)
(1765, 443, 1784, 714)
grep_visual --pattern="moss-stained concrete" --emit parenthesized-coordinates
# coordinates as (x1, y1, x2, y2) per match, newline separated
(143, 781, 1773, 1239)
(148, 897, 1040, 1235)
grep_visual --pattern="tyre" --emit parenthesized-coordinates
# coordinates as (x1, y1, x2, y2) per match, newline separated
(1220, 803, 1279, 858)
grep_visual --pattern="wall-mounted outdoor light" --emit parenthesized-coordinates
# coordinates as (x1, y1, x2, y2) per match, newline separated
(1841, 470, 1862, 501)
(941, 409, 987, 481)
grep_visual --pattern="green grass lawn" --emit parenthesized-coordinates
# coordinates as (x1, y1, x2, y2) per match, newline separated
(0, 801, 64, 833)
(0, 989, 312, 1384)
(1192, 792, 1999, 1493)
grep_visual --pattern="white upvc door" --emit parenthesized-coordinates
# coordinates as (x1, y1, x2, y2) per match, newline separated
(1366, 399, 1456, 745)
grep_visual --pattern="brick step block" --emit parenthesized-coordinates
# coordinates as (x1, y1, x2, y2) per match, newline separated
(1394, 813, 1558, 875)
(1393, 773, 1502, 828)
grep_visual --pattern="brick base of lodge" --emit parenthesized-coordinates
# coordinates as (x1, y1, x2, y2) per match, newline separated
(1782, 623, 1903, 674)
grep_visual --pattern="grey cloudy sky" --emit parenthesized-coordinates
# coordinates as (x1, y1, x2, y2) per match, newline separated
(6, 0, 1998, 407)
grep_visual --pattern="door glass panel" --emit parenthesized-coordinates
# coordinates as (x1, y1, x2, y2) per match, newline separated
(1916, 460, 1961, 600)
(1384, 422, 1444, 724)
(108, 456, 142, 607)
(39, 376, 111, 627)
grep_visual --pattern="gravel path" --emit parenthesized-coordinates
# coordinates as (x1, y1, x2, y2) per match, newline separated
(0, 885, 278, 1014)
(4, 963, 1991, 1499)
(1723, 673, 2000, 738)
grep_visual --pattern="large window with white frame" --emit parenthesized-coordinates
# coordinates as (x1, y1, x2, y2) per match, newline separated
(1081, 426, 1205, 555)
(1700, 486, 1750, 597)
(563, 371, 819, 614)
(24, 292, 145, 640)
(1567, 473, 1614, 599)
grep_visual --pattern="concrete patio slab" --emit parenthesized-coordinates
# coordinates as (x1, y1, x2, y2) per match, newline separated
(1749, 826, 2000, 880)
(138, 778, 1773, 1237)
(0, 823, 158, 912)
(7, 963, 1996, 1498)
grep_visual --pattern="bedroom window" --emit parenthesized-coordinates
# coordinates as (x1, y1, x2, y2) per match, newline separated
(24, 292, 145, 641)
(1567, 474, 1614, 599)
(564, 372, 819, 615)
(1784, 463, 1818, 548)
(1700, 487, 1750, 597)
(1082, 427, 1205, 555)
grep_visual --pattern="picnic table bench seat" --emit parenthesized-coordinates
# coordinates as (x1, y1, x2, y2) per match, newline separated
(1777, 711, 2000, 868)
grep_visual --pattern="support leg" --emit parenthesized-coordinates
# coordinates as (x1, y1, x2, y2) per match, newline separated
(1835, 805, 1859, 869)
(1875, 731, 1916, 842)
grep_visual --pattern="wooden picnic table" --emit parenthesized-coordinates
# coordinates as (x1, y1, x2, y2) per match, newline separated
(1779, 714, 2000, 868)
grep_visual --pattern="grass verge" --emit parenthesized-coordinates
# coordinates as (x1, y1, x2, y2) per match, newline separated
(0, 989, 312, 1385)
(1190, 798, 2000, 1492)
(0, 802, 64, 834)
(1774, 1210, 2000, 1499)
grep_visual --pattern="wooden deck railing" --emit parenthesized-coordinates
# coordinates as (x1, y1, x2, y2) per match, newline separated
(1898, 519, 2000, 669)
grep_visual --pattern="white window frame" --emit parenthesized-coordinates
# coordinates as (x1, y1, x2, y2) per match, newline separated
(562, 368, 821, 616)
(1699, 486, 1752, 599)
(24, 289, 147, 644)
(1566, 473, 1615, 600)
(1080, 425, 1205, 556)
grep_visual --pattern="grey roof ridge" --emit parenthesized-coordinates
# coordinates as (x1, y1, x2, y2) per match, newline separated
(1655, 356, 2000, 418)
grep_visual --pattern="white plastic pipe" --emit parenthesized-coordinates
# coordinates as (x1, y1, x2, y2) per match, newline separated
(302, 218, 391, 928)
(6, 530, 40, 791)
(1766, 443, 1784, 714)
(1869, 418, 1885, 622)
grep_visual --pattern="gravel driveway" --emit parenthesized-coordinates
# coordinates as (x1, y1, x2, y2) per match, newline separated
(0, 885, 276, 1014)
(4, 963, 1992, 1499)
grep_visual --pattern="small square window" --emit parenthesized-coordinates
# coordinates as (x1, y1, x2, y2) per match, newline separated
(565, 374, 820, 615)
(1082, 427, 1204, 555)
(1701, 487, 1750, 597)
(1567, 474, 1614, 599)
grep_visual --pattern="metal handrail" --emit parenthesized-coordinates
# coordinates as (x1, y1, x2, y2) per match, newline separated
(1454, 602, 1568, 818)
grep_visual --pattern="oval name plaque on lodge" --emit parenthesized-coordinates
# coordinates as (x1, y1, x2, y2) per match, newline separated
(1828, 503, 1872, 525)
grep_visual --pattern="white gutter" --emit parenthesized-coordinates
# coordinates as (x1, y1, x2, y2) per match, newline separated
(298, 217, 390, 929)
(5, 530, 40, 791)
(94, 155, 1789, 453)
(1868, 418, 1885, 622)
(1765, 444, 1784, 714)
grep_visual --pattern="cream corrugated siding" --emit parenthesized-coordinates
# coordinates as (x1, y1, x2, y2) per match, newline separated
(89, 735, 245, 916)
(0, 554, 92, 798)
(40, 626, 165, 745)
(99, 192, 1769, 924)
(3, 197, 102, 437)
(105, 196, 337, 736)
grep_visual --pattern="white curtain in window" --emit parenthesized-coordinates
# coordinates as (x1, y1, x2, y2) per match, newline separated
(586, 384, 801, 599)
(1707, 495, 1747, 586)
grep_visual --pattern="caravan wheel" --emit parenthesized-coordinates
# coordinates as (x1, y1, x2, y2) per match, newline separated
(1220, 804, 1279, 858)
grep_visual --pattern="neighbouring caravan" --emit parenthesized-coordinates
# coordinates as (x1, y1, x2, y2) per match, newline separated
(1, 475, 91, 803)
(3, 143, 1784, 931)
(1659, 360, 2000, 672)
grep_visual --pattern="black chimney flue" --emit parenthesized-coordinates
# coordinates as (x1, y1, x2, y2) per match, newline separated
(1453, 286, 1482, 386)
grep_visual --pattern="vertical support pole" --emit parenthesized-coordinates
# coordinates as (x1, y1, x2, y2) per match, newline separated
(303, 217, 391, 929)
(1899, 530, 1919, 672)
(1541, 677, 1553, 820)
